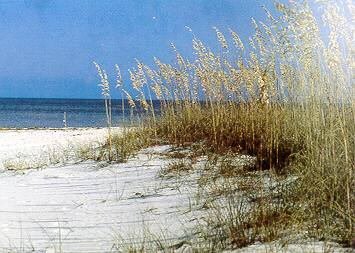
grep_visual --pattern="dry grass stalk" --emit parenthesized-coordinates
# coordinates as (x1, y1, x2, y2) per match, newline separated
(95, 0, 355, 250)
(94, 62, 113, 161)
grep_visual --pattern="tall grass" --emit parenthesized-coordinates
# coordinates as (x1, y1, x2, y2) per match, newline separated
(96, 0, 355, 249)
(95, 62, 113, 161)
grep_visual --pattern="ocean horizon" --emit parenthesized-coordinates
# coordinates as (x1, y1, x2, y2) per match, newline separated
(0, 97, 156, 128)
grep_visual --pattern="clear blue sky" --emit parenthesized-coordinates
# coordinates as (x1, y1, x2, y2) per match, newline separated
(0, 0, 318, 99)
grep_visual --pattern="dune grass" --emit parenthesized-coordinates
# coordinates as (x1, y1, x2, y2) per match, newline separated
(95, 0, 355, 251)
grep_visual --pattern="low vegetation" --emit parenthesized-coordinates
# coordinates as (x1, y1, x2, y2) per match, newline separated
(96, 0, 355, 251)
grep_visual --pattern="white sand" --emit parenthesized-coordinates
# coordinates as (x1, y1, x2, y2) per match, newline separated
(0, 128, 202, 252)
(0, 128, 121, 172)
(0, 128, 352, 252)
(0, 128, 110, 149)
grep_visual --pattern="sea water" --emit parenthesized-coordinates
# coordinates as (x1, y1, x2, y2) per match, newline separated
(0, 98, 157, 128)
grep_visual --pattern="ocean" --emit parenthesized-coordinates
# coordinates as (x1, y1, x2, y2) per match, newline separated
(0, 98, 156, 128)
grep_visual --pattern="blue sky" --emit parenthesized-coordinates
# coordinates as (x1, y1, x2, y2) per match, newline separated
(0, 0, 317, 99)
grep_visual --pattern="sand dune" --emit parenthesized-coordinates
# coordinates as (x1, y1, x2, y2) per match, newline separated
(0, 128, 351, 252)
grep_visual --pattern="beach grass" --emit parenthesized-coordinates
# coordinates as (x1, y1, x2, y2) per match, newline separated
(94, 0, 355, 251)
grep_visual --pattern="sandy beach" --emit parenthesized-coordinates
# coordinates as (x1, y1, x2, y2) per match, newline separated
(0, 128, 202, 252)
(0, 128, 123, 172)
(0, 128, 352, 252)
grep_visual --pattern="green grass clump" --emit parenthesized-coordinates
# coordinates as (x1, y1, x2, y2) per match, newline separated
(96, 0, 355, 250)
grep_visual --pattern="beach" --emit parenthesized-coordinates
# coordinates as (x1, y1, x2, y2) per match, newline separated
(0, 128, 352, 252)
(0, 128, 115, 172)
(0, 128, 202, 252)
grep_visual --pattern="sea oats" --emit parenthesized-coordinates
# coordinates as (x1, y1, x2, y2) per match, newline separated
(213, 26, 228, 51)
(145, 67, 164, 100)
(94, 62, 110, 97)
(135, 60, 148, 87)
(249, 37, 256, 51)
(129, 69, 139, 93)
(124, 90, 136, 108)
(94, 1, 355, 248)
(229, 29, 245, 52)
